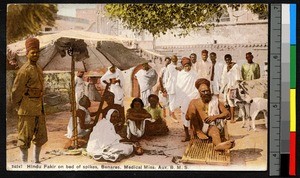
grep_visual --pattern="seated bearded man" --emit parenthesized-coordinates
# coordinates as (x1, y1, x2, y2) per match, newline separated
(186, 78, 235, 151)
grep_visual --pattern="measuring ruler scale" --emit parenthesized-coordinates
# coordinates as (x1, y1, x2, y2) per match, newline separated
(269, 3, 282, 176)
(269, 4, 297, 176)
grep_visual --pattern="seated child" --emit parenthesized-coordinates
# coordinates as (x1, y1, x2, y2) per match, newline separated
(145, 94, 169, 136)
(126, 98, 153, 141)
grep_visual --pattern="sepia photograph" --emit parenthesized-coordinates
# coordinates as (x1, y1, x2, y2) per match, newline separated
(6, 3, 268, 171)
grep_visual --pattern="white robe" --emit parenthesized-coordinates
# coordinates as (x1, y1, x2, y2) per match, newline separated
(195, 60, 212, 80)
(135, 68, 158, 106)
(211, 61, 225, 94)
(75, 76, 86, 108)
(101, 67, 125, 106)
(87, 109, 133, 162)
(221, 63, 241, 106)
(175, 70, 200, 127)
(158, 66, 169, 107)
(164, 63, 179, 111)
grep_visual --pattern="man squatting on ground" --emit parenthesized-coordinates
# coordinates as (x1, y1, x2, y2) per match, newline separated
(12, 37, 48, 163)
(186, 78, 235, 151)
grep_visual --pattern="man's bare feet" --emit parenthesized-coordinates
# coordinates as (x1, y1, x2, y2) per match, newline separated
(170, 117, 179, 123)
(196, 131, 209, 140)
(170, 112, 179, 123)
(230, 119, 236, 123)
(214, 140, 235, 151)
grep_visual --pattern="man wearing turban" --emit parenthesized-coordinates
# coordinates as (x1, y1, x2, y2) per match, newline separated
(12, 37, 48, 163)
(186, 78, 235, 151)
(175, 57, 199, 142)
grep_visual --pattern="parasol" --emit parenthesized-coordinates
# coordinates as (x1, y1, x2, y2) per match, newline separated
(7, 30, 148, 148)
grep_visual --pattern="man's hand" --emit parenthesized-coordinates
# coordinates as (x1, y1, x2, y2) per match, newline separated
(175, 66, 183, 71)
(204, 116, 216, 124)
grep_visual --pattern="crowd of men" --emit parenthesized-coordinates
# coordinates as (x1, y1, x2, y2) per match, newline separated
(11, 37, 261, 163)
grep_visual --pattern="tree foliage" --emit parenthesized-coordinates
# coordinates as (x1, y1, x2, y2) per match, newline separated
(105, 4, 268, 37)
(7, 4, 58, 44)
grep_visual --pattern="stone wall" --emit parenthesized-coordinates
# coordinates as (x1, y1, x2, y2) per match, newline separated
(155, 22, 268, 46)
(6, 71, 72, 117)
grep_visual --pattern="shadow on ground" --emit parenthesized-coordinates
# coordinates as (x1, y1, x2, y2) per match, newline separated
(230, 148, 263, 165)
(230, 134, 249, 140)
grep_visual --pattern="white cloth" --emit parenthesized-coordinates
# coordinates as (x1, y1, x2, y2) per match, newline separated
(191, 62, 199, 73)
(164, 63, 178, 95)
(158, 90, 168, 108)
(140, 89, 151, 106)
(175, 70, 200, 127)
(101, 67, 125, 106)
(211, 61, 225, 94)
(221, 63, 241, 107)
(159, 66, 168, 86)
(158, 66, 169, 108)
(135, 68, 158, 106)
(85, 83, 101, 102)
(87, 109, 133, 162)
(66, 105, 91, 139)
(75, 76, 86, 108)
(126, 118, 154, 139)
(164, 63, 179, 111)
(168, 94, 176, 112)
(202, 96, 225, 134)
(195, 60, 212, 80)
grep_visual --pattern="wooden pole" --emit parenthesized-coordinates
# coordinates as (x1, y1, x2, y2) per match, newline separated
(71, 54, 78, 148)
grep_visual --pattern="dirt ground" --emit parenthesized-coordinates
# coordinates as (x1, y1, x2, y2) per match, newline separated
(6, 96, 267, 171)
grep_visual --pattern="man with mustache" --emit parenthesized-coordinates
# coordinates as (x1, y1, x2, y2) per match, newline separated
(12, 37, 48, 163)
(186, 78, 235, 151)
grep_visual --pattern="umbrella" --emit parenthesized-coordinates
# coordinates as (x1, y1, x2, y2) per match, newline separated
(7, 30, 147, 71)
(7, 30, 148, 148)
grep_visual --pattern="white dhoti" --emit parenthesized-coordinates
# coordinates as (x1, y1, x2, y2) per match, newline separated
(126, 118, 154, 139)
(168, 94, 177, 112)
(140, 89, 151, 106)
